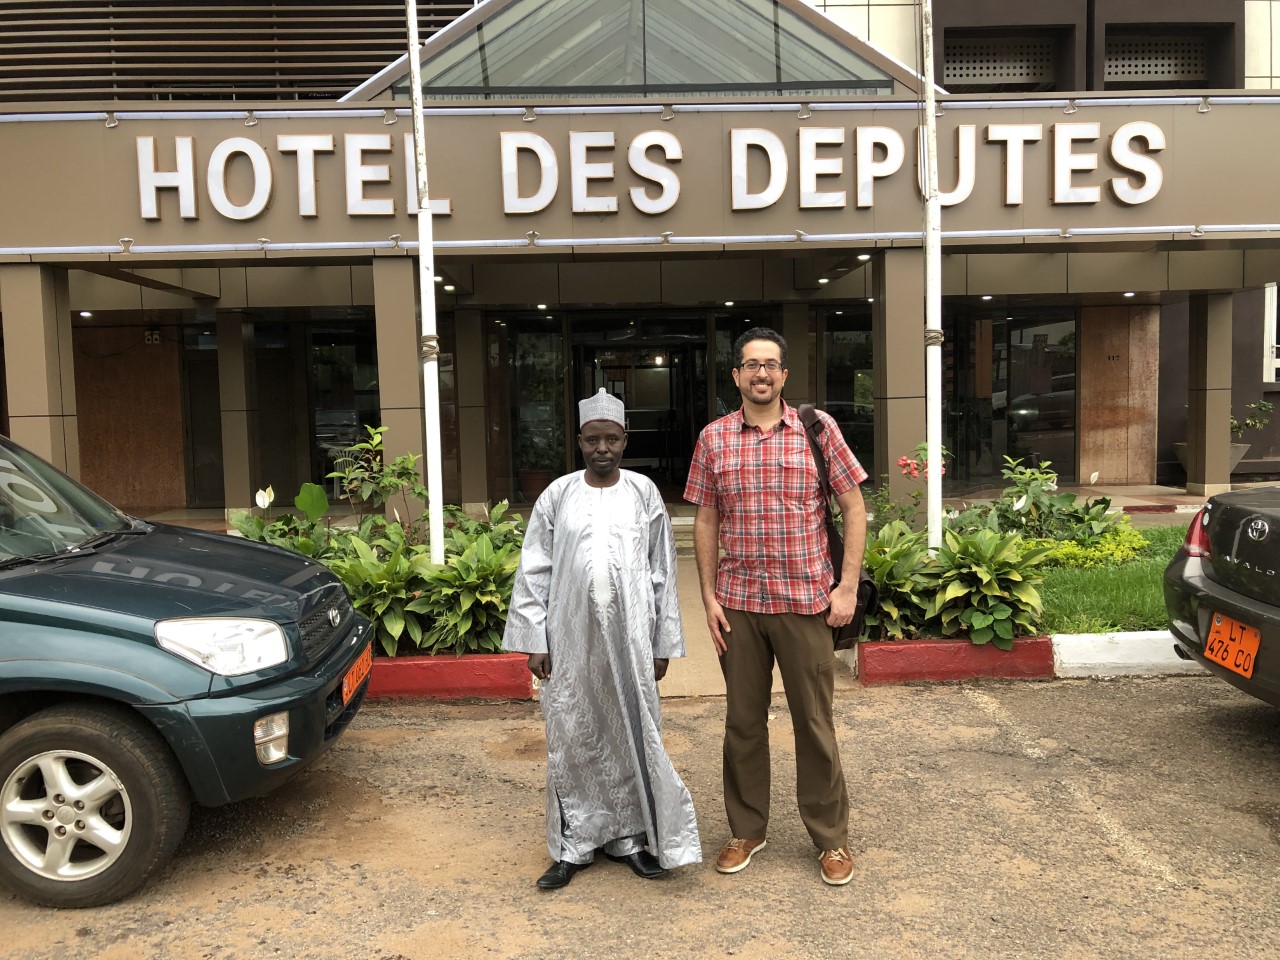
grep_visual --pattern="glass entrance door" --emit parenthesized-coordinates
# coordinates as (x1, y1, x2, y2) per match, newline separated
(574, 340, 704, 497)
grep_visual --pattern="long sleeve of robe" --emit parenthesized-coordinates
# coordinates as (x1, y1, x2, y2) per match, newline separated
(502, 470, 701, 869)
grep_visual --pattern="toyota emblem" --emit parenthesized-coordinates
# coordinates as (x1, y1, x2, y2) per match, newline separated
(1248, 518, 1270, 542)
(327, 607, 340, 627)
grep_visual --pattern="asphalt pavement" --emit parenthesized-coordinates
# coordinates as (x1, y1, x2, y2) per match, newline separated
(4, 675, 1279, 960)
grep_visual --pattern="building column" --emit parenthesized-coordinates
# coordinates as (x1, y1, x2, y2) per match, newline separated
(454, 308, 489, 514)
(872, 249, 926, 500)
(215, 306, 258, 514)
(781, 302, 813, 405)
(372, 257, 426, 498)
(1186, 293, 1233, 496)
(0, 264, 78, 473)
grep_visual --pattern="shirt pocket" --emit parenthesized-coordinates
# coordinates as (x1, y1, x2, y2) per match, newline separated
(775, 454, 818, 505)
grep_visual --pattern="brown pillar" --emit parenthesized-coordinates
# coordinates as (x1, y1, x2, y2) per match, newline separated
(1186, 293, 1233, 496)
(372, 257, 426, 497)
(215, 306, 257, 514)
(0, 265, 78, 473)
(454, 308, 489, 514)
(1078, 305, 1159, 485)
(873, 249, 926, 500)
(781, 302, 813, 406)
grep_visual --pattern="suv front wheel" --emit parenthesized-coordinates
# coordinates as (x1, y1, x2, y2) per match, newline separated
(0, 704, 191, 908)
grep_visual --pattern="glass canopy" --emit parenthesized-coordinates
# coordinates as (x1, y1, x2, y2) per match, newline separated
(391, 0, 896, 100)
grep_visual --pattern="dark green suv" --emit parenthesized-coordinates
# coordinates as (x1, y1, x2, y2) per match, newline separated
(0, 435, 372, 908)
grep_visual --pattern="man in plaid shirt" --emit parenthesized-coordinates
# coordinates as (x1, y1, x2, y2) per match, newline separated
(684, 326, 868, 887)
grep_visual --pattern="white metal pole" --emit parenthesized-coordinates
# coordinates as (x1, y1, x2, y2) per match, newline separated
(921, 0, 943, 550)
(405, 0, 445, 564)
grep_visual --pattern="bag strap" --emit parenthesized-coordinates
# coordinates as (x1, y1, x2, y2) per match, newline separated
(797, 403, 834, 501)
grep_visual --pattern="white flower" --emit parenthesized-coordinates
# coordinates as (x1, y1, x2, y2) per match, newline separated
(1089, 471, 1100, 485)
(255, 486, 275, 509)
(1013, 494, 1027, 511)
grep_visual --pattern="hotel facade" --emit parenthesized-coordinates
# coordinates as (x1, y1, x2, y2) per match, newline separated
(2, 0, 1279, 515)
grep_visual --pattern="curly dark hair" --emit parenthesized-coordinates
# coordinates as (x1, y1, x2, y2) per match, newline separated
(732, 327, 788, 368)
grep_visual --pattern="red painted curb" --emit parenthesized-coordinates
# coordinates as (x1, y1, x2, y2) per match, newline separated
(858, 636, 1055, 685)
(368, 652, 535, 700)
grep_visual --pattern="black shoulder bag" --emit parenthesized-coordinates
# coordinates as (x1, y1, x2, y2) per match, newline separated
(797, 404, 878, 650)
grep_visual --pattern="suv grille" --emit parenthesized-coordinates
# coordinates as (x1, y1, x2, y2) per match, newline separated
(298, 591, 355, 665)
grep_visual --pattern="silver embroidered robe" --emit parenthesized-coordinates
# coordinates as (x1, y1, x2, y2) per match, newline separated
(503, 470, 702, 869)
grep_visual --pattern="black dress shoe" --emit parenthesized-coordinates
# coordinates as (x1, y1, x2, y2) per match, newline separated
(536, 859, 591, 890)
(604, 850, 668, 880)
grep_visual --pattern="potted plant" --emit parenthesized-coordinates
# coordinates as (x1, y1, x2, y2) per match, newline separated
(1174, 399, 1273, 473)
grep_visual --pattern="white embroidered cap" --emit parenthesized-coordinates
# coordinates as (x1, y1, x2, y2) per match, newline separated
(578, 388, 626, 429)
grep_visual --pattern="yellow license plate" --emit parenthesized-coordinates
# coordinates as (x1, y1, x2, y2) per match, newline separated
(1204, 613, 1261, 679)
(341, 643, 373, 706)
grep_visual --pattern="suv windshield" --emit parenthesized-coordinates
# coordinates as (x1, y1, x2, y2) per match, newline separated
(0, 436, 131, 561)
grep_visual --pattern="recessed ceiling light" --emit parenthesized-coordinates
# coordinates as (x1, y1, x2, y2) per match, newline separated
(835, 311, 843, 315)
(857, 254, 871, 261)
(1124, 291, 1135, 297)
(79, 311, 92, 318)
(981, 295, 993, 301)
(724, 301, 734, 307)
(443, 284, 455, 292)
(536, 303, 547, 309)
(818, 278, 829, 285)
(867, 297, 875, 303)
(434, 275, 443, 283)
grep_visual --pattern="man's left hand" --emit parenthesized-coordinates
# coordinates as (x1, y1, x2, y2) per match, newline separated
(825, 581, 859, 629)
(654, 658, 669, 682)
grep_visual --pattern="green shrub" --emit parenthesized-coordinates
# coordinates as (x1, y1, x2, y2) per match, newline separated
(925, 520, 1054, 649)
(862, 521, 938, 639)
(1037, 522, 1149, 568)
(325, 525, 434, 657)
(407, 533, 521, 655)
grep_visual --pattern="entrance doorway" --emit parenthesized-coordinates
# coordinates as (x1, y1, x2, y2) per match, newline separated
(574, 340, 706, 497)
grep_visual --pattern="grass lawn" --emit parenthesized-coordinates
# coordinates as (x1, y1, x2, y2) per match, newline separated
(1038, 522, 1190, 634)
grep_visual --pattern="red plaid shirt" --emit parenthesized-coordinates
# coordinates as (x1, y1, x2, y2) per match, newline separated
(684, 402, 867, 615)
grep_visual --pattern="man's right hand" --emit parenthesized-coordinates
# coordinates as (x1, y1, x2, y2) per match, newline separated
(528, 653, 551, 680)
(704, 597, 731, 656)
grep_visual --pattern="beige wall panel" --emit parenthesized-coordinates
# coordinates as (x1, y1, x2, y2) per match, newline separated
(218, 268, 249, 308)
(559, 261, 662, 304)
(1246, 0, 1272, 77)
(1067, 252, 1168, 293)
(941, 254, 968, 295)
(372, 258, 423, 410)
(1167, 250, 1245, 291)
(1127, 307, 1160, 482)
(781, 302, 812, 405)
(140, 286, 202, 310)
(468, 262, 559, 305)
(966, 254, 1067, 295)
(246, 266, 353, 307)
(69, 271, 147, 311)
(661, 260, 763, 303)
(74, 325, 186, 512)
(1244, 249, 1280, 285)
(458, 405, 489, 509)
(821, 7, 869, 40)
(351, 264, 374, 304)
(1079, 308, 1132, 483)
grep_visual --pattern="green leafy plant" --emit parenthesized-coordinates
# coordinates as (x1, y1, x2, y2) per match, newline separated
(324, 525, 434, 657)
(229, 482, 336, 558)
(408, 532, 521, 655)
(861, 521, 938, 639)
(328, 425, 427, 526)
(926, 519, 1054, 649)
(990, 456, 1119, 543)
(1231, 399, 1274, 439)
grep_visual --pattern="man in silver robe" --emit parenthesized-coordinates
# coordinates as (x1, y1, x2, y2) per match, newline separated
(503, 388, 702, 890)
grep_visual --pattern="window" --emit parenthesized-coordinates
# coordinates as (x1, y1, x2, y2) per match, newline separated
(1265, 283, 1280, 384)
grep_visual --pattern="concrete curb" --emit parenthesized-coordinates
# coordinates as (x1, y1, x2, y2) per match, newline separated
(1051, 629, 1207, 678)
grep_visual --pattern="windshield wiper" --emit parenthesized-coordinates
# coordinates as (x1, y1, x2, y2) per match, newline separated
(0, 552, 65, 571)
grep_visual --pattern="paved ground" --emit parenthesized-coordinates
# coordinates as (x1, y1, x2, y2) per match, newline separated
(4, 676, 1279, 960)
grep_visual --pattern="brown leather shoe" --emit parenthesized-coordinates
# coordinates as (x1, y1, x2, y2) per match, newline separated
(819, 846, 854, 886)
(715, 837, 767, 874)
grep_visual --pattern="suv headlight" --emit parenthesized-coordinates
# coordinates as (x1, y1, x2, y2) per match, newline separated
(155, 618, 289, 676)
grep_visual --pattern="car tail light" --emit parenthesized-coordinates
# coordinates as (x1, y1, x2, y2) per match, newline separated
(1182, 508, 1212, 559)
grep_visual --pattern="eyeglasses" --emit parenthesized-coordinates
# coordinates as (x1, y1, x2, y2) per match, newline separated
(739, 359, 783, 372)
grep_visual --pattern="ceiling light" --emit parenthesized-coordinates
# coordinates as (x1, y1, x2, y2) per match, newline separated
(655, 355, 665, 365)
(724, 301, 735, 307)
(434, 275, 443, 283)
(981, 295, 993, 301)
(867, 297, 875, 303)
(443, 284, 455, 292)
(79, 311, 92, 318)
(857, 254, 871, 262)
(536, 303, 547, 309)
(1124, 291, 1135, 297)
(818, 278, 830, 285)
(835, 311, 843, 315)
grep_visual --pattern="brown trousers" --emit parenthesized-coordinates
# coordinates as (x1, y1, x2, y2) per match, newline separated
(719, 608, 849, 850)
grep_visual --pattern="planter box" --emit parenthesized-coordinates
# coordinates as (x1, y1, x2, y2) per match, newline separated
(368, 652, 534, 701)
(857, 636, 1054, 685)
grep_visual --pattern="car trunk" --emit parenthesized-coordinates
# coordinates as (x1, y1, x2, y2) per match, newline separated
(1204, 487, 1280, 602)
